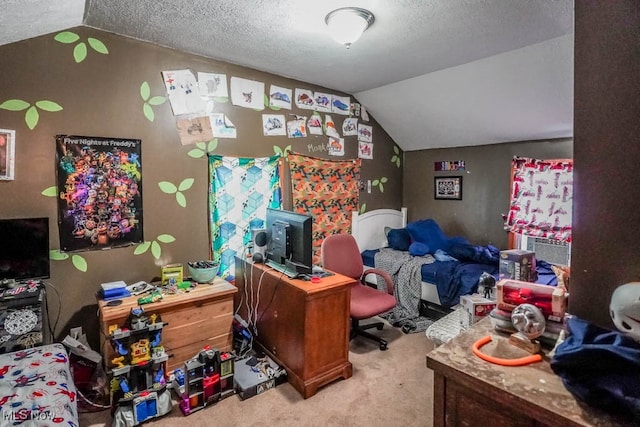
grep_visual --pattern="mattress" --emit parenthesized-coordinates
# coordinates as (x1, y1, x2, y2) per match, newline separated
(0, 343, 78, 425)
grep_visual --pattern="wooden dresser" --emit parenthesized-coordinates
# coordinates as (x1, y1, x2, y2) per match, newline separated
(426, 317, 633, 427)
(98, 278, 237, 373)
(234, 257, 353, 398)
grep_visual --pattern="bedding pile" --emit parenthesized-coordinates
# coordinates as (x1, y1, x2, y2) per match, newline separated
(374, 248, 436, 333)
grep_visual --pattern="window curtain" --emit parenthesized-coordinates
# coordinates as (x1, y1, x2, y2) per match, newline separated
(505, 156, 573, 242)
(208, 155, 282, 279)
(288, 153, 361, 264)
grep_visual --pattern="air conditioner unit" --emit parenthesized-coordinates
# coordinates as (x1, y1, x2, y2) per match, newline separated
(518, 234, 571, 266)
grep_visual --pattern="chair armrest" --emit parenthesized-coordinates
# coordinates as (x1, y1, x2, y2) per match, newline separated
(361, 268, 394, 295)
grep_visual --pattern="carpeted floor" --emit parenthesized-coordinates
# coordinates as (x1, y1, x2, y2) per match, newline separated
(79, 318, 436, 426)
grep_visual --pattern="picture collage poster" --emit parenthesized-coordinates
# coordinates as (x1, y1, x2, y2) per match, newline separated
(56, 135, 144, 252)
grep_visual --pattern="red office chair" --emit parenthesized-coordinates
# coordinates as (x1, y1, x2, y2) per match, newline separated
(321, 233, 397, 350)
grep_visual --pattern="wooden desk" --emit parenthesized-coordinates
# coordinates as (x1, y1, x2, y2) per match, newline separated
(98, 278, 237, 373)
(426, 317, 632, 427)
(234, 257, 353, 398)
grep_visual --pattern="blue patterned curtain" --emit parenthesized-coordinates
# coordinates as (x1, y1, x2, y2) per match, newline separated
(208, 155, 282, 279)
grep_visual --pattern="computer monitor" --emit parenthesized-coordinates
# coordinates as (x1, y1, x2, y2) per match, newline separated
(265, 208, 313, 273)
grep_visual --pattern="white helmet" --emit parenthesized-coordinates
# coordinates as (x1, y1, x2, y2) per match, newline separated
(610, 282, 640, 342)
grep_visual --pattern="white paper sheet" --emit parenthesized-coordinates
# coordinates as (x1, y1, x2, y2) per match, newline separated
(230, 76, 265, 110)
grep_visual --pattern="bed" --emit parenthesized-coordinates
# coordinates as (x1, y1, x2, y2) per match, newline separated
(351, 207, 500, 331)
(0, 343, 78, 425)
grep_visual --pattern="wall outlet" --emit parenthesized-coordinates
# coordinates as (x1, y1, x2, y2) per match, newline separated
(367, 180, 372, 193)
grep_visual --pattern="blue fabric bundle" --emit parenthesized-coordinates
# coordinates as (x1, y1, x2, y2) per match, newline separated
(550, 316, 640, 422)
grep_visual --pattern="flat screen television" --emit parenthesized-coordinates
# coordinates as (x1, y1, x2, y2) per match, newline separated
(265, 208, 313, 272)
(0, 217, 50, 281)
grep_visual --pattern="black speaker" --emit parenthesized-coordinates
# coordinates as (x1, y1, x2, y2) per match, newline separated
(251, 229, 268, 263)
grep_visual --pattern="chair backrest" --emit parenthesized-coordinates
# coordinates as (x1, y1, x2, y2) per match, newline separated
(321, 234, 364, 280)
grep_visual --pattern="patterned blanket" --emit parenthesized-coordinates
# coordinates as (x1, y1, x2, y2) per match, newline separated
(374, 248, 436, 333)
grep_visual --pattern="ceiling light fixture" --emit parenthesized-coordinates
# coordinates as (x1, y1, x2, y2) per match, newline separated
(325, 7, 375, 49)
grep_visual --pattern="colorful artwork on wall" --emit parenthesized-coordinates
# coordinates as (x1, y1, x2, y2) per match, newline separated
(288, 153, 360, 263)
(55, 135, 143, 252)
(0, 129, 15, 180)
(208, 155, 282, 279)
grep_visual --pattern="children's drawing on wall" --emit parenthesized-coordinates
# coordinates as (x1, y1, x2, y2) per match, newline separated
(230, 77, 265, 110)
(0, 129, 15, 180)
(210, 113, 237, 138)
(176, 116, 214, 145)
(55, 135, 144, 252)
(332, 95, 350, 116)
(197, 72, 228, 112)
(307, 113, 323, 135)
(314, 92, 332, 113)
(287, 116, 307, 138)
(162, 69, 205, 115)
(358, 141, 373, 160)
(324, 115, 339, 138)
(295, 88, 315, 110)
(328, 136, 345, 156)
(262, 114, 286, 136)
(269, 85, 292, 110)
(357, 124, 373, 143)
(342, 117, 358, 136)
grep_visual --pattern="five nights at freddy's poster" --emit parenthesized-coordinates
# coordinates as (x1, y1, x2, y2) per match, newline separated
(56, 135, 143, 252)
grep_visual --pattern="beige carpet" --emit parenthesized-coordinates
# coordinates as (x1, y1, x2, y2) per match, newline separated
(79, 319, 436, 427)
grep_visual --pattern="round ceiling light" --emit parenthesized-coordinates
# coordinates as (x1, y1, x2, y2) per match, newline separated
(325, 7, 375, 49)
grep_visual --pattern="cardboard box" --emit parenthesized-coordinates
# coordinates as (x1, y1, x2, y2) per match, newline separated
(499, 249, 537, 282)
(460, 294, 496, 328)
(496, 279, 567, 322)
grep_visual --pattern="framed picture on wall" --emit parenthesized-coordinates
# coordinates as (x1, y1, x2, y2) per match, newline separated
(434, 176, 462, 200)
(0, 129, 15, 181)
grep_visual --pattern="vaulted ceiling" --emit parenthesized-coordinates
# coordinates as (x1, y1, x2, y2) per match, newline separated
(0, 0, 574, 151)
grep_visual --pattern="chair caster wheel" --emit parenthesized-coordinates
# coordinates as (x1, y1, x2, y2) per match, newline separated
(376, 324, 384, 330)
(380, 343, 388, 351)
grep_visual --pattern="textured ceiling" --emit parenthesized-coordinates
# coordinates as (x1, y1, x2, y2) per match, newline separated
(0, 0, 575, 150)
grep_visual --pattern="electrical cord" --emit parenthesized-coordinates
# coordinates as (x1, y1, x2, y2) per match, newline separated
(43, 281, 62, 341)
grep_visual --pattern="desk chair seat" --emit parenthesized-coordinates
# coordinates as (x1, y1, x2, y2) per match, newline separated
(321, 233, 397, 350)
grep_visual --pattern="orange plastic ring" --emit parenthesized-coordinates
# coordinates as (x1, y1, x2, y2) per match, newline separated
(472, 335, 542, 366)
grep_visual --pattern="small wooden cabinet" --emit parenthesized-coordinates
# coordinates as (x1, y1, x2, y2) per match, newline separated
(98, 278, 237, 374)
(426, 317, 631, 427)
(234, 257, 353, 398)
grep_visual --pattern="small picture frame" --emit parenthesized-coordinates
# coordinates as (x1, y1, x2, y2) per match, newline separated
(434, 176, 462, 200)
(0, 129, 15, 181)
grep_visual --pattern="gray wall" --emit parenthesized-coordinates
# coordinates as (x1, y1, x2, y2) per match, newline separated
(403, 138, 573, 249)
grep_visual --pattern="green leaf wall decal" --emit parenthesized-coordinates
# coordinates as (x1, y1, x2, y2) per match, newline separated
(41, 186, 57, 197)
(49, 250, 69, 261)
(54, 32, 80, 44)
(213, 96, 229, 103)
(148, 96, 166, 106)
(25, 106, 39, 130)
(73, 42, 88, 63)
(0, 99, 30, 111)
(88, 38, 109, 54)
(71, 254, 88, 272)
(360, 203, 367, 214)
(134, 241, 151, 255)
(151, 241, 161, 259)
(35, 100, 63, 112)
(178, 178, 194, 191)
(176, 193, 187, 208)
(143, 103, 154, 122)
(157, 234, 176, 243)
(140, 82, 150, 101)
(187, 139, 217, 158)
(158, 181, 178, 194)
